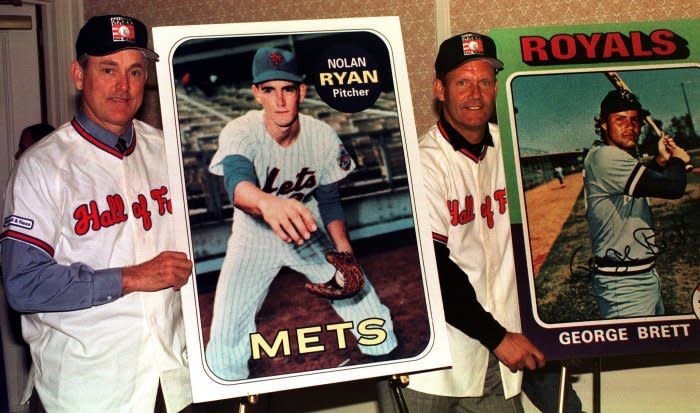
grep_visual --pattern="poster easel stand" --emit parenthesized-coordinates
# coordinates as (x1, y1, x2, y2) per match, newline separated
(592, 358, 601, 413)
(557, 358, 601, 413)
(557, 363, 569, 413)
(390, 374, 410, 413)
(237, 394, 258, 413)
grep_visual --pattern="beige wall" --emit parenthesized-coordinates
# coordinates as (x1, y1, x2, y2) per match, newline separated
(449, 0, 700, 32)
(84, 0, 700, 134)
(83, 0, 437, 132)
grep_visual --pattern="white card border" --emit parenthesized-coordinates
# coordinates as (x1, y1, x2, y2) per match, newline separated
(153, 16, 450, 402)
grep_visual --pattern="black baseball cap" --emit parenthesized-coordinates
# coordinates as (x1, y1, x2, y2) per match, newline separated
(600, 89, 650, 120)
(76, 15, 158, 60)
(435, 32, 503, 77)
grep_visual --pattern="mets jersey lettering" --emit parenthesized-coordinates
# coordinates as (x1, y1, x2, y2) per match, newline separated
(262, 166, 318, 201)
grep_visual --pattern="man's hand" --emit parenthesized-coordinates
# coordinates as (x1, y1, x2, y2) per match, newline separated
(656, 135, 672, 166)
(121, 251, 193, 294)
(493, 332, 545, 372)
(657, 135, 691, 166)
(258, 196, 317, 244)
(664, 135, 691, 164)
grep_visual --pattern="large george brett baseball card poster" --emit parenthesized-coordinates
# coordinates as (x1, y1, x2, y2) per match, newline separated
(152, 17, 449, 402)
(490, 19, 700, 361)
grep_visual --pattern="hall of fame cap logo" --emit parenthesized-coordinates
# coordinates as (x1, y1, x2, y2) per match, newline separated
(111, 17, 136, 42)
(461, 34, 484, 56)
(693, 284, 700, 320)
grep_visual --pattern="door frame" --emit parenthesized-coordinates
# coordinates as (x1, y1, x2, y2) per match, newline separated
(33, 0, 83, 127)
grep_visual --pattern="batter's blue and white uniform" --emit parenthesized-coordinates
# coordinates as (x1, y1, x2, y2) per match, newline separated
(1, 119, 190, 412)
(205, 110, 397, 380)
(584, 141, 663, 319)
(408, 121, 522, 399)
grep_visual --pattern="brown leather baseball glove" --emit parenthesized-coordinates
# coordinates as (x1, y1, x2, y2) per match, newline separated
(305, 251, 366, 299)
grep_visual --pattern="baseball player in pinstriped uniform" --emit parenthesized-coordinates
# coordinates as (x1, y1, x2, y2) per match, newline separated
(205, 47, 397, 380)
(584, 89, 690, 319)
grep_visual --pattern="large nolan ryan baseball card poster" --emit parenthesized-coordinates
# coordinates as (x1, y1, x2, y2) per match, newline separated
(153, 17, 449, 401)
(490, 19, 700, 360)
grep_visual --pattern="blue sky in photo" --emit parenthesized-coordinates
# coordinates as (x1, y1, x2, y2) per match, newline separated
(508, 66, 700, 154)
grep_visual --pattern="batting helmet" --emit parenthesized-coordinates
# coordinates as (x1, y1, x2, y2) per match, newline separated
(599, 89, 650, 120)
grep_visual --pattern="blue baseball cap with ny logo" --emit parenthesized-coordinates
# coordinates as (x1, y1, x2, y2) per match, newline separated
(252, 47, 305, 84)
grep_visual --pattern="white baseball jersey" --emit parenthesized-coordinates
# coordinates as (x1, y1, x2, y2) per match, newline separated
(205, 110, 397, 380)
(1, 119, 190, 412)
(408, 122, 522, 398)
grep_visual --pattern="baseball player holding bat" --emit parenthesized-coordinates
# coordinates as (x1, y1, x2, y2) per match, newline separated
(204, 47, 397, 380)
(605, 71, 695, 171)
(584, 87, 691, 319)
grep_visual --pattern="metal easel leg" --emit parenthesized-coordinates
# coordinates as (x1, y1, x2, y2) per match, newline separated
(390, 374, 410, 413)
(237, 394, 259, 413)
(557, 364, 568, 413)
(593, 358, 601, 413)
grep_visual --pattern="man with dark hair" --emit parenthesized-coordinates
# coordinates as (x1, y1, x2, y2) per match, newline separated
(584, 89, 690, 319)
(1, 15, 192, 412)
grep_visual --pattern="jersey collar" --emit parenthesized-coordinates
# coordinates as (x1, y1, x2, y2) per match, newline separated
(437, 114, 494, 163)
(72, 109, 136, 159)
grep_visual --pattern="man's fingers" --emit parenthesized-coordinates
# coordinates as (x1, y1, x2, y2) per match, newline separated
(281, 222, 303, 244)
(295, 205, 317, 233)
(523, 338, 545, 370)
(493, 332, 546, 372)
(510, 352, 542, 372)
(159, 253, 192, 289)
(289, 201, 317, 240)
(171, 276, 190, 290)
(261, 198, 317, 244)
(160, 252, 193, 274)
(289, 214, 312, 242)
(524, 355, 537, 371)
(533, 348, 546, 368)
(122, 251, 193, 293)
(270, 223, 292, 243)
